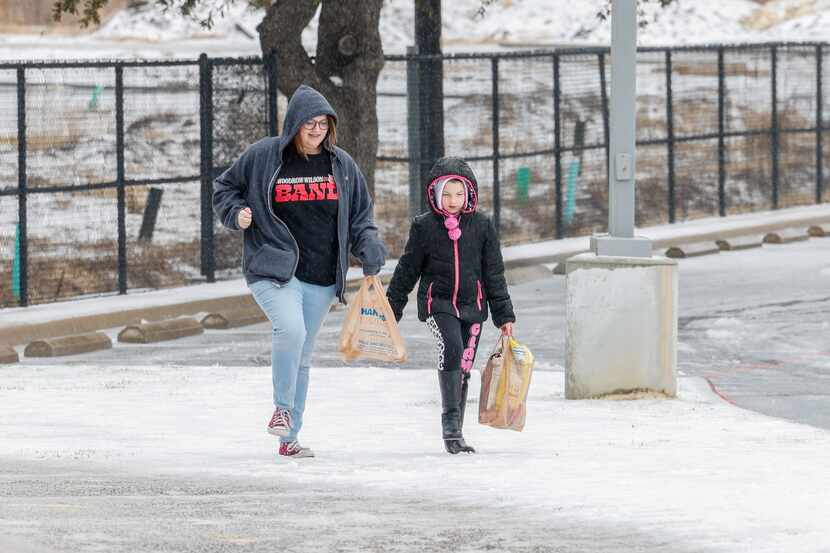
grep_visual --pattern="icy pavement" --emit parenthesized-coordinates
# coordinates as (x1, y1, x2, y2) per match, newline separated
(1, 364, 830, 552)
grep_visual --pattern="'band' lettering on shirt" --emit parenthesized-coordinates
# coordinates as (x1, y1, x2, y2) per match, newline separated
(274, 175, 338, 203)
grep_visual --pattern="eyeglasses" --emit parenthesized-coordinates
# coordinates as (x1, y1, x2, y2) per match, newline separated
(302, 119, 329, 131)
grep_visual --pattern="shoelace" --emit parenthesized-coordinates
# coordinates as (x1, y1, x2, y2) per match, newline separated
(285, 441, 302, 453)
(271, 409, 291, 428)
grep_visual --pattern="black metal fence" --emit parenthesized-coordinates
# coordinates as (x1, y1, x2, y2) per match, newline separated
(0, 55, 273, 307)
(380, 42, 829, 262)
(2, 42, 829, 308)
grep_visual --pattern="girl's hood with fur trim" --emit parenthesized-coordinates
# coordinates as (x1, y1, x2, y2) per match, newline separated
(425, 157, 479, 216)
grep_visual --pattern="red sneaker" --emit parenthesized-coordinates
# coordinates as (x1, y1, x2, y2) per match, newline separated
(267, 408, 292, 437)
(278, 441, 315, 458)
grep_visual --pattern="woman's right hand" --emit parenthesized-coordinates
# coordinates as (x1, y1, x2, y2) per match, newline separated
(237, 207, 252, 229)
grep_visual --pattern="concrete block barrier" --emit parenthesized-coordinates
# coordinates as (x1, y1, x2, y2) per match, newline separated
(201, 308, 267, 330)
(763, 228, 810, 244)
(715, 235, 765, 251)
(808, 224, 828, 238)
(0, 345, 19, 364)
(664, 242, 721, 259)
(24, 332, 112, 357)
(565, 254, 678, 399)
(118, 317, 204, 344)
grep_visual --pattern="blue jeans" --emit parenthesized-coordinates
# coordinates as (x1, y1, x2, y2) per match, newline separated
(249, 278, 336, 443)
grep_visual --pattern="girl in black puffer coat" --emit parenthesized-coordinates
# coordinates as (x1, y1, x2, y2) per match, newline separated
(387, 157, 516, 454)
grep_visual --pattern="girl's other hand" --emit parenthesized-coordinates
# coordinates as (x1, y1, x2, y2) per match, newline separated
(237, 207, 252, 229)
(500, 322, 513, 336)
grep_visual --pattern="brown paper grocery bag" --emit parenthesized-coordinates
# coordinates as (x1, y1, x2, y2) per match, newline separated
(338, 276, 408, 363)
(478, 335, 534, 431)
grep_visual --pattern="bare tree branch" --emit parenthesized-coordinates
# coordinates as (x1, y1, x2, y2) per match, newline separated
(53, 0, 246, 28)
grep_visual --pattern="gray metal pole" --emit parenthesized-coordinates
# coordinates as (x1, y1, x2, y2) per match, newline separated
(608, 0, 636, 238)
(591, 0, 651, 257)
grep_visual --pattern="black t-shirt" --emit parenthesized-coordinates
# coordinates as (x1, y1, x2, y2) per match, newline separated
(272, 150, 339, 286)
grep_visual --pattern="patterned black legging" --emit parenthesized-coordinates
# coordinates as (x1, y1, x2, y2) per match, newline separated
(426, 313, 482, 373)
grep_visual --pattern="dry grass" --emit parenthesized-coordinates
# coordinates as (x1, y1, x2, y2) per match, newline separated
(0, 132, 85, 151)
(672, 62, 770, 79)
(0, 238, 206, 307)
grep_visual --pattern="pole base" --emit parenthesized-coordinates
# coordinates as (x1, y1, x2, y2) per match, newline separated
(565, 253, 678, 399)
(591, 234, 652, 258)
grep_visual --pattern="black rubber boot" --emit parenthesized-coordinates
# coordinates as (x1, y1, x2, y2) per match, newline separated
(439, 370, 463, 453)
(439, 370, 475, 454)
(455, 374, 476, 454)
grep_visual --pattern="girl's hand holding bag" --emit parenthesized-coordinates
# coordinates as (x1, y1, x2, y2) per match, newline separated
(338, 275, 408, 363)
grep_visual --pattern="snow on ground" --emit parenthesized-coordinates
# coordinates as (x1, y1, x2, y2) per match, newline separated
(437, 0, 763, 48)
(1, 364, 829, 551)
(2, 0, 830, 63)
(86, 0, 830, 53)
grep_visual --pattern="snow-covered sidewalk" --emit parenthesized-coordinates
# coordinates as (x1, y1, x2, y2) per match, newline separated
(1, 364, 829, 551)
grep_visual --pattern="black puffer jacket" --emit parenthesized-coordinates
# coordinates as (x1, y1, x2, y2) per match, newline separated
(386, 157, 515, 327)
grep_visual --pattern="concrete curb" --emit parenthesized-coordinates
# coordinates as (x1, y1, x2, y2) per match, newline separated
(24, 332, 112, 358)
(118, 317, 204, 344)
(503, 212, 830, 269)
(716, 235, 764, 251)
(0, 273, 391, 347)
(762, 228, 810, 244)
(664, 242, 721, 258)
(201, 308, 267, 330)
(808, 224, 828, 237)
(0, 345, 19, 364)
(1, 294, 255, 348)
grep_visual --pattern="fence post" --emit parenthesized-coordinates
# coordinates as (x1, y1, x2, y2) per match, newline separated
(115, 63, 127, 295)
(771, 44, 780, 209)
(665, 49, 676, 224)
(816, 44, 823, 204)
(598, 51, 610, 186)
(553, 53, 563, 239)
(718, 47, 726, 217)
(16, 66, 28, 307)
(199, 53, 216, 283)
(406, 47, 422, 218)
(491, 56, 501, 234)
(266, 51, 279, 137)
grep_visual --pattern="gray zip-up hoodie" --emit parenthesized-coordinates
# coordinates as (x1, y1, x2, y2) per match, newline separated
(212, 85, 386, 303)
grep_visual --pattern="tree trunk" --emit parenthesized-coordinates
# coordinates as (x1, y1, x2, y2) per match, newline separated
(257, 0, 384, 197)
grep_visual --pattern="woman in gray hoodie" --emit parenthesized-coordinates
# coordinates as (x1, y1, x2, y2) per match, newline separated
(213, 85, 386, 458)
